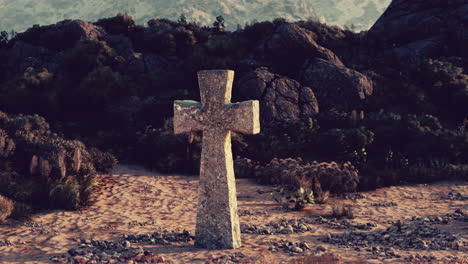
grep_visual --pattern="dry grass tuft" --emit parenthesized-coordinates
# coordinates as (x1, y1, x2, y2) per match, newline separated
(332, 204, 355, 219)
(0, 194, 14, 222)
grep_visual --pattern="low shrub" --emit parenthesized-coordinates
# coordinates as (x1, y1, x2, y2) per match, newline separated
(88, 147, 118, 174)
(272, 185, 314, 211)
(0, 195, 14, 222)
(309, 161, 360, 194)
(332, 204, 355, 219)
(252, 157, 359, 194)
(234, 157, 259, 178)
(0, 111, 117, 215)
(131, 124, 201, 174)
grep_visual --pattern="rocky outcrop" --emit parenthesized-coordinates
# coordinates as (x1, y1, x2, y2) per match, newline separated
(299, 58, 373, 110)
(236, 67, 319, 124)
(368, 0, 468, 61)
(102, 35, 134, 58)
(15, 20, 106, 51)
(261, 23, 344, 67)
(4, 41, 55, 75)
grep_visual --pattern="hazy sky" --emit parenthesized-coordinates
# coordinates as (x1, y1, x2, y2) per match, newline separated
(0, 0, 391, 34)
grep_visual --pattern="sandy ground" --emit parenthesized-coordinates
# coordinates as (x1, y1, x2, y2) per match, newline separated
(0, 165, 467, 264)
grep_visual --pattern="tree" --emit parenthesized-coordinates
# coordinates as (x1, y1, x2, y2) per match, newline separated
(178, 13, 187, 25)
(0, 31, 8, 46)
(213, 15, 225, 32)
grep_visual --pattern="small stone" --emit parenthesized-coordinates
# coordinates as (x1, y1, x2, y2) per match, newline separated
(290, 246, 303, 253)
(451, 239, 464, 250)
(68, 249, 79, 256)
(316, 245, 326, 252)
(123, 240, 131, 248)
(73, 256, 88, 264)
(299, 242, 310, 249)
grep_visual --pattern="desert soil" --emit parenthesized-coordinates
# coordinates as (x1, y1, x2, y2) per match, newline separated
(0, 165, 466, 264)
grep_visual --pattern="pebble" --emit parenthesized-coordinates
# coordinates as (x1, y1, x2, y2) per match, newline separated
(371, 202, 398, 207)
(266, 239, 313, 255)
(51, 230, 194, 263)
(241, 218, 314, 235)
(205, 252, 257, 264)
(325, 209, 466, 259)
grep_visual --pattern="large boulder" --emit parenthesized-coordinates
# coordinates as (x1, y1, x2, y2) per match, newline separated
(236, 67, 319, 124)
(299, 58, 373, 110)
(15, 20, 106, 51)
(260, 23, 344, 69)
(368, 0, 468, 61)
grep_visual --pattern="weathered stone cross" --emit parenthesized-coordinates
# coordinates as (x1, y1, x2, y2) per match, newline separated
(173, 70, 260, 249)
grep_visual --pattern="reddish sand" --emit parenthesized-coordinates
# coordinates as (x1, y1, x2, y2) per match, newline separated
(0, 165, 466, 263)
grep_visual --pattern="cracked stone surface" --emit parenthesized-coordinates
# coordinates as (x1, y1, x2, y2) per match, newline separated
(236, 67, 319, 124)
(173, 70, 260, 249)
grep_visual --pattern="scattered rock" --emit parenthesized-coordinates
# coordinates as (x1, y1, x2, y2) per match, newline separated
(313, 216, 377, 231)
(205, 252, 257, 264)
(341, 193, 367, 200)
(439, 191, 468, 201)
(266, 239, 313, 256)
(405, 253, 465, 264)
(240, 218, 314, 235)
(371, 202, 398, 207)
(51, 230, 194, 263)
(326, 213, 464, 257)
(238, 209, 268, 216)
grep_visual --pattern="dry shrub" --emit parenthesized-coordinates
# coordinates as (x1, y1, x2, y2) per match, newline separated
(10, 201, 32, 219)
(253, 158, 359, 194)
(0, 194, 14, 222)
(312, 176, 329, 204)
(332, 204, 355, 219)
(311, 161, 359, 194)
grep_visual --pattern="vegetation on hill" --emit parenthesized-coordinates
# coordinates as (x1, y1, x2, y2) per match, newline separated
(0, 9, 466, 217)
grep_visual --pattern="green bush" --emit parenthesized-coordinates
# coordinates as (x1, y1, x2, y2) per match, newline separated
(62, 39, 116, 79)
(49, 178, 81, 210)
(88, 147, 118, 174)
(0, 67, 56, 115)
(132, 125, 201, 174)
(0, 112, 117, 214)
(316, 127, 374, 158)
(243, 118, 317, 163)
(75, 66, 129, 108)
(242, 21, 275, 42)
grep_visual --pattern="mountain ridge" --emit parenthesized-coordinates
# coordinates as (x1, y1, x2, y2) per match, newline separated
(0, 0, 390, 34)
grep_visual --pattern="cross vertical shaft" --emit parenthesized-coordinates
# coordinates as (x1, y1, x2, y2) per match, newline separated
(173, 70, 260, 249)
(195, 128, 240, 249)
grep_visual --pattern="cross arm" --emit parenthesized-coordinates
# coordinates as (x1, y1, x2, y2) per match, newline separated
(226, 100, 260, 135)
(173, 100, 203, 134)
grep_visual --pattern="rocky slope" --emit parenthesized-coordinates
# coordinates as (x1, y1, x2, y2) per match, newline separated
(0, 0, 466, 183)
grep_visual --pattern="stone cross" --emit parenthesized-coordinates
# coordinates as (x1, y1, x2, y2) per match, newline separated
(173, 70, 260, 249)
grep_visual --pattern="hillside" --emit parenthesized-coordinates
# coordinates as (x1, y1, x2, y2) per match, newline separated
(0, 0, 390, 33)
